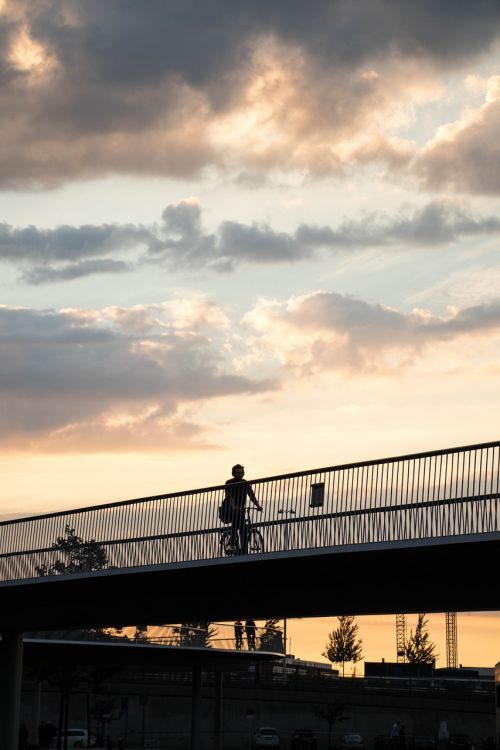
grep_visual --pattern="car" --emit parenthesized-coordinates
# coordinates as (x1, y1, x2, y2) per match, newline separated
(50, 728, 97, 748)
(291, 729, 318, 750)
(340, 734, 364, 750)
(253, 726, 280, 749)
(449, 736, 473, 750)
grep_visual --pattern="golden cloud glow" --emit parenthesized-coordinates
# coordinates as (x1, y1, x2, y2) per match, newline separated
(211, 39, 295, 159)
(422, 76, 500, 149)
(210, 38, 441, 175)
(9, 26, 56, 75)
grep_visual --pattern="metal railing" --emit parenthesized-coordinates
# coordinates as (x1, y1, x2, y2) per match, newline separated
(0, 440, 499, 583)
(28, 622, 286, 653)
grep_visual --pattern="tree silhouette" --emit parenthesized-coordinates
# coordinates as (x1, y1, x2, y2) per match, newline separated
(314, 701, 349, 750)
(36, 525, 108, 576)
(174, 622, 218, 647)
(39, 663, 120, 750)
(259, 619, 284, 651)
(323, 616, 363, 676)
(404, 614, 438, 664)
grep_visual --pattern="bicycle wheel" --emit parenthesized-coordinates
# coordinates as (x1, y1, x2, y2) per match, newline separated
(247, 527, 264, 553)
(220, 528, 235, 556)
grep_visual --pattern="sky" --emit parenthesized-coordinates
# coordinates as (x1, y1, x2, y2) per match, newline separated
(286, 613, 500, 671)
(0, 1, 499, 666)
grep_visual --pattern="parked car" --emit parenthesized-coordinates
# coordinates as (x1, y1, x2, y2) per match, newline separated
(253, 726, 280, 749)
(50, 728, 97, 748)
(340, 734, 364, 750)
(449, 736, 474, 750)
(292, 729, 318, 750)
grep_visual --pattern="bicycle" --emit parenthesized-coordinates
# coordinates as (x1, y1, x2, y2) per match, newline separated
(219, 507, 265, 556)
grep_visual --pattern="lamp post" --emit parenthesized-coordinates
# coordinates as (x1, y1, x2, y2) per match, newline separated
(278, 507, 295, 656)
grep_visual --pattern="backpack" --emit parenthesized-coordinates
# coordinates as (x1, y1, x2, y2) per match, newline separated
(218, 497, 233, 524)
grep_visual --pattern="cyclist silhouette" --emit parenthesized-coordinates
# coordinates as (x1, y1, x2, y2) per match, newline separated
(225, 464, 262, 554)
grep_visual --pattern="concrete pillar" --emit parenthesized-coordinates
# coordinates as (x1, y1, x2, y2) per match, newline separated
(191, 665, 202, 750)
(214, 670, 223, 750)
(0, 631, 24, 750)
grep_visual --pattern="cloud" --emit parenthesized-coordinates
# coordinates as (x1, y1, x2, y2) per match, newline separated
(418, 75, 500, 194)
(3, 290, 500, 452)
(4, 199, 500, 282)
(242, 291, 500, 374)
(0, 300, 274, 451)
(0, 221, 149, 261)
(1, 1, 500, 185)
(96, 196, 500, 268)
(295, 201, 500, 250)
(0, 220, 149, 282)
(22, 258, 130, 284)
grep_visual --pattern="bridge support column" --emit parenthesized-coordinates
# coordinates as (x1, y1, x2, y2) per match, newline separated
(191, 665, 202, 750)
(0, 631, 24, 750)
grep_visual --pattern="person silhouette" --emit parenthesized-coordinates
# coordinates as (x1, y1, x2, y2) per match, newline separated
(234, 620, 244, 650)
(38, 721, 54, 750)
(18, 724, 29, 750)
(225, 464, 262, 554)
(399, 724, 406, 750)
(245, 618, 257, 650)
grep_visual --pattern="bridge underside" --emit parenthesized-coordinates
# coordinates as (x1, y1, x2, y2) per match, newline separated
(0, 533, 498, 632)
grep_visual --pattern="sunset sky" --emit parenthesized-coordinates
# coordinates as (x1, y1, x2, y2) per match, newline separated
(1, 1, 499, 666)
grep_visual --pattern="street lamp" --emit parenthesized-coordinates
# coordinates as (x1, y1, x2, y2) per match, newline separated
(277, 507, 296, 656)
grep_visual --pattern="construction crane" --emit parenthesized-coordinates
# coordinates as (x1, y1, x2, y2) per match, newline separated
(396, 614, 407, 662)
(396, 612, 458, 667)
(445, 612, 458, 668)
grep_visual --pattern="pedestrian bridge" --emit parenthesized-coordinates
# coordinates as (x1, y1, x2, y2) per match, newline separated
(0, 440, 499, 631)
(30, 622, 283, 653)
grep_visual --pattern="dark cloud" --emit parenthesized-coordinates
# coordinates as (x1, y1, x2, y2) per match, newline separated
(148, 201, 217, 267)
(21, 258, 130, 284)
(259, 0, 500, 67)
(4, 200, 500, 282)
(0, 221, 149, 261)
(0, 219, 149, 282)
(28, 1, 500, 93)
(295, 202, 500, 249)
(148, 199, 500, 269)
(0, 303, 274, 450)
(1, 1, 499, 185)
(219, 222, 305, 264)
